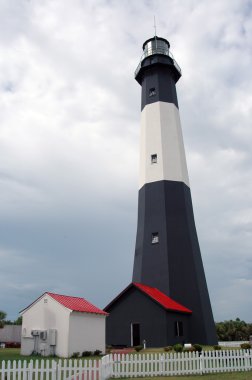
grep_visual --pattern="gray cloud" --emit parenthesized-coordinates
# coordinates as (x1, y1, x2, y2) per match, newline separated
(0, 0, 251, 323)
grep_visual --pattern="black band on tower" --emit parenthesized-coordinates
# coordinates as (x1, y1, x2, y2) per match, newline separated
(140, 61, 179, 110)
(133, 180, 216, 343)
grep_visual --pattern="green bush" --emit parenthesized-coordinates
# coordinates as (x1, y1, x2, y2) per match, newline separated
(164, 346, 173, 352)
(183, 347, 196, 352)
(213, 345, 221, 350)
(173, 344, 183, 353)
(82, 351, 92, 357)
(93, 349, 102, 356)
(240, 343, 251, 349)
(134, 345, 144, 352)
(193, 344, 202, 352)
(71, 352, 80, 358)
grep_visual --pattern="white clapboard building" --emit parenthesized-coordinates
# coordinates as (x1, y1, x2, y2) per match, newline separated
(20, 292, 108, 357)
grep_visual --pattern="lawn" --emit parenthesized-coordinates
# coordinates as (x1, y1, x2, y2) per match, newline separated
(119, 374, 252, 380)
(0, 348, 23, 362)
(0, 348, 100, 363)
(0, 346, 243, 362)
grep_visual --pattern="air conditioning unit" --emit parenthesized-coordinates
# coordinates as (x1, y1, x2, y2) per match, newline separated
(40, 331, 47, 340)
(49, 329, 57, 346)
(31, 330, 40, 336)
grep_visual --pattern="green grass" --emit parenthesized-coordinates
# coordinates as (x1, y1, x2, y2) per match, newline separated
(0, 345, 242, 362)
(0, 348, 23, 362)
(0, 348, 100, 363)
(140, 346, 241, 353)
(119, 374, 252, 380)
(109, 346, 241, 356)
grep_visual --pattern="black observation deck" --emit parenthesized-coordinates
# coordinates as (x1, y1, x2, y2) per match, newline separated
(135, 36, 181, 84)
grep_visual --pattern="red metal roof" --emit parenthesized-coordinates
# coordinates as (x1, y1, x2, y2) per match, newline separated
(47, 292, 108, 315)
(133, 283, 192, 314)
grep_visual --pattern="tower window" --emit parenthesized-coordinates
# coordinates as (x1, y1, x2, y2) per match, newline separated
(149, 88, 156, 97)
(152, 232, 159, 244)
(175, 321, 184, 337)
(151, 154, 157, 164)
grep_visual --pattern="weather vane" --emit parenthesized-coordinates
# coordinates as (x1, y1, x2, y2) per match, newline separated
(154, 15, 157, 37)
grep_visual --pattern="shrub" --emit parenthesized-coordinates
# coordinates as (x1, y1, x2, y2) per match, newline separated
(71, 352, 80, 358)
(134, 345, 144, 352)
(213, 345, 221, 350)
(173, 344, 183, 353)
(193, 344, 202, 353)
(93, 349, 102, 356)
(164, 346, 173, 352)
(183, 347, 196, 352)
(240, 343, 251, 349)
(82, 351, 92, 357)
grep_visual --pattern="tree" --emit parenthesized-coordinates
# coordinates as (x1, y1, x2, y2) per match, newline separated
(0, 310, 7, 328)
(14, 316, 22, 325)
(216, 318, 252, 341)
(3, 316, 22, 325)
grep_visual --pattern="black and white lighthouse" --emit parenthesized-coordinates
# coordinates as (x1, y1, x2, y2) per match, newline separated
(105, 36, 217, 346)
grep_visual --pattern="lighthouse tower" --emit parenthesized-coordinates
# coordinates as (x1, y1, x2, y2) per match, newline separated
(132, 36, 216, 344)
(105, 36, 217, 346)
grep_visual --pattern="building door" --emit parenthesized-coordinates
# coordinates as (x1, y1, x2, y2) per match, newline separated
(131, 323, 140, 346)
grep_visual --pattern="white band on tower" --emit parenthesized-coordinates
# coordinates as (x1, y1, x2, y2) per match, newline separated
(139, 101, 190, 189)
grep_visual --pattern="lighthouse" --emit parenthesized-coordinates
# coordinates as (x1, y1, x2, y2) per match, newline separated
(104, 36, 217, 346)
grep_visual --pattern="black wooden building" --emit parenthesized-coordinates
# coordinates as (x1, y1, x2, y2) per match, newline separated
(105, 283, 192, 347)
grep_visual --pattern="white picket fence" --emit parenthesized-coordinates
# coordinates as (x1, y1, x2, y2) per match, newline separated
(0, 350, 252, 380)
(110, 350, 252, 377)
(219, 341, 249, 348)
(0, 359, 101, 380)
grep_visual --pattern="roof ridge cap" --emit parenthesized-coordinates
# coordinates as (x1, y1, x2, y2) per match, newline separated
(47, 292, 86, 300)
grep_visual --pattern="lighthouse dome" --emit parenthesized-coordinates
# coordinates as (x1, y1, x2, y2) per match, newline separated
(142, 36, 170, 56)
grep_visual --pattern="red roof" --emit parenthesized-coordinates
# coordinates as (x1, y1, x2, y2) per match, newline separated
(133, 283, 192, 314)
(104, 283, 192, 314)
(47, 293, 108, 315)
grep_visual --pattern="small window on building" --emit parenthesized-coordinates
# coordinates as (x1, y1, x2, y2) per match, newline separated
(149, 88, 156, 97)
(151, 154, 157, 164)
(175, 321, 184, 337)
(152, 232, 159, 244)
(44, 298, 48, 304)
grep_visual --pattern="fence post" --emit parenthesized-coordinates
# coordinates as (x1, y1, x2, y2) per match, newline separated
(1, 360, 6, 380)
(110, 354, 114, 378)
(52, 360, 57, 380)
(28, 361, 33, 380)
(99, 359, 103, 380)
(159, 354, 164, 376)
(199, 351, 204, 375)
(244, 351, 249, 372)
(57, 360, 62, 380)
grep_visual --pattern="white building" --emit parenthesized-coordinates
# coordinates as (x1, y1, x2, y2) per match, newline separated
(20, 292, 108, 357)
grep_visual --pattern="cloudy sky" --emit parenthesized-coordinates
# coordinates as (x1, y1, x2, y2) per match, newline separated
(0, 0, 251, 323)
